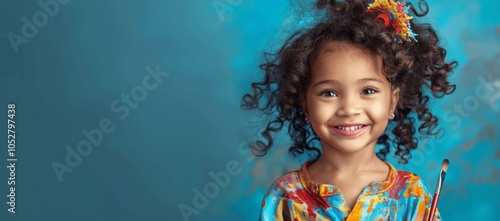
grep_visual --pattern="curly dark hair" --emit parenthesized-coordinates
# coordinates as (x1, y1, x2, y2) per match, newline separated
(241, 0, 457, 164)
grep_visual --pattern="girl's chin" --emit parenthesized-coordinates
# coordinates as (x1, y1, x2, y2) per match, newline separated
(319, 138, 379, 153)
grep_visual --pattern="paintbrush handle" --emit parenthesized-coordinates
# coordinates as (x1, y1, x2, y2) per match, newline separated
(427, 193, 439, 221)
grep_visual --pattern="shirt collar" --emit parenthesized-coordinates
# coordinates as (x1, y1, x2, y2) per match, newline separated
(298, 161, 398, 197)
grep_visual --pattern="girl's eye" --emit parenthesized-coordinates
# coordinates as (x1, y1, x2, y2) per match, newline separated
(321, 90, 337, 97)
(363, 88, 377, 95)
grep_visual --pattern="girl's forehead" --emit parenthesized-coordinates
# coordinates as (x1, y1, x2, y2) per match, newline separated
(315, 41, 380, 65)
(310, 42, 387, 84)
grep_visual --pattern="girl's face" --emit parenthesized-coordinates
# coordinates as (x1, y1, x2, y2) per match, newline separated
(303, 41, 399, 155)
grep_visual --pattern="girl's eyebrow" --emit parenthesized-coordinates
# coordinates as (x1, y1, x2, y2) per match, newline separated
(312, 77, 383, 87)
(357, 77, 383, 84)
(312, 79, 338, 87)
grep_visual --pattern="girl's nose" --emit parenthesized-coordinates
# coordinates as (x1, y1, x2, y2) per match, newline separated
(335, 96, 361, 118)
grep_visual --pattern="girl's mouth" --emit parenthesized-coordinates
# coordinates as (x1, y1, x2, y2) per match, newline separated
(336, 125, 364, 131)
(329, 125, 368, 137)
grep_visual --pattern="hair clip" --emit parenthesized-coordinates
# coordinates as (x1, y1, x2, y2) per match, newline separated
(367, 0, 418, 42)
(376, 13, 391, 28)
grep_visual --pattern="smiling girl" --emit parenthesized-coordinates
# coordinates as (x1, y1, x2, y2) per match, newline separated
(241, 0, 456, 220)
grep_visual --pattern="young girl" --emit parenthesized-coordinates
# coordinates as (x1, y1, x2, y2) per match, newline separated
(241, 0, 456, 220)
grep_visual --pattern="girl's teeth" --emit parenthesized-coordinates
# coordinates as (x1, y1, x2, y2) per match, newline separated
(337, 126, 363, 130)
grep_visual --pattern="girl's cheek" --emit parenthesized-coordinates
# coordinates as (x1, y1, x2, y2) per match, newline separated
(365, 100, 391, 119)
(310, 102, 336, 120)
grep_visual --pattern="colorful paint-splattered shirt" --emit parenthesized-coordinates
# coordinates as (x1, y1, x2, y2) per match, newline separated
(260, 161, 441, 221)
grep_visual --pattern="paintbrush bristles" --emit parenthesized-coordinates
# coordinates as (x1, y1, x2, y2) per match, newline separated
(441, 159, 449, 173)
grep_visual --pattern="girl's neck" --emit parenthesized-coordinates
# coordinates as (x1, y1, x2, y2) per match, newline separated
(315, 142, 384, 175)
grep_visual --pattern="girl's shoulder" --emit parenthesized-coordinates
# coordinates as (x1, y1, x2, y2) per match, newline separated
(263, 161, 322, 200)
(390, 166, 433, 199)
(265, 170, 302, 195)
(386, 162, 427, 184)
(395, 168, 422, 182)
(394, 167, 425, 183)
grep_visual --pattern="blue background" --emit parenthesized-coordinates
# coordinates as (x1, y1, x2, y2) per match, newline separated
(0, 0, 499, 220)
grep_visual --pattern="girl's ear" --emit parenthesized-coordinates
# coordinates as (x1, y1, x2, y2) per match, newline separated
(390, 87, 400, 113)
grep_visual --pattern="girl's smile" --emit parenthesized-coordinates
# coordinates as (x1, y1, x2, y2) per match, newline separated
(329, 124, 370, 137)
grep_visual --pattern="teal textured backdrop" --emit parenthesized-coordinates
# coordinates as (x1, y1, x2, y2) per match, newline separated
(0, 0, 499, 220)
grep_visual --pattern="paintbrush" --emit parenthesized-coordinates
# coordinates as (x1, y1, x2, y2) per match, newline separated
(427, 159, 449, 221)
